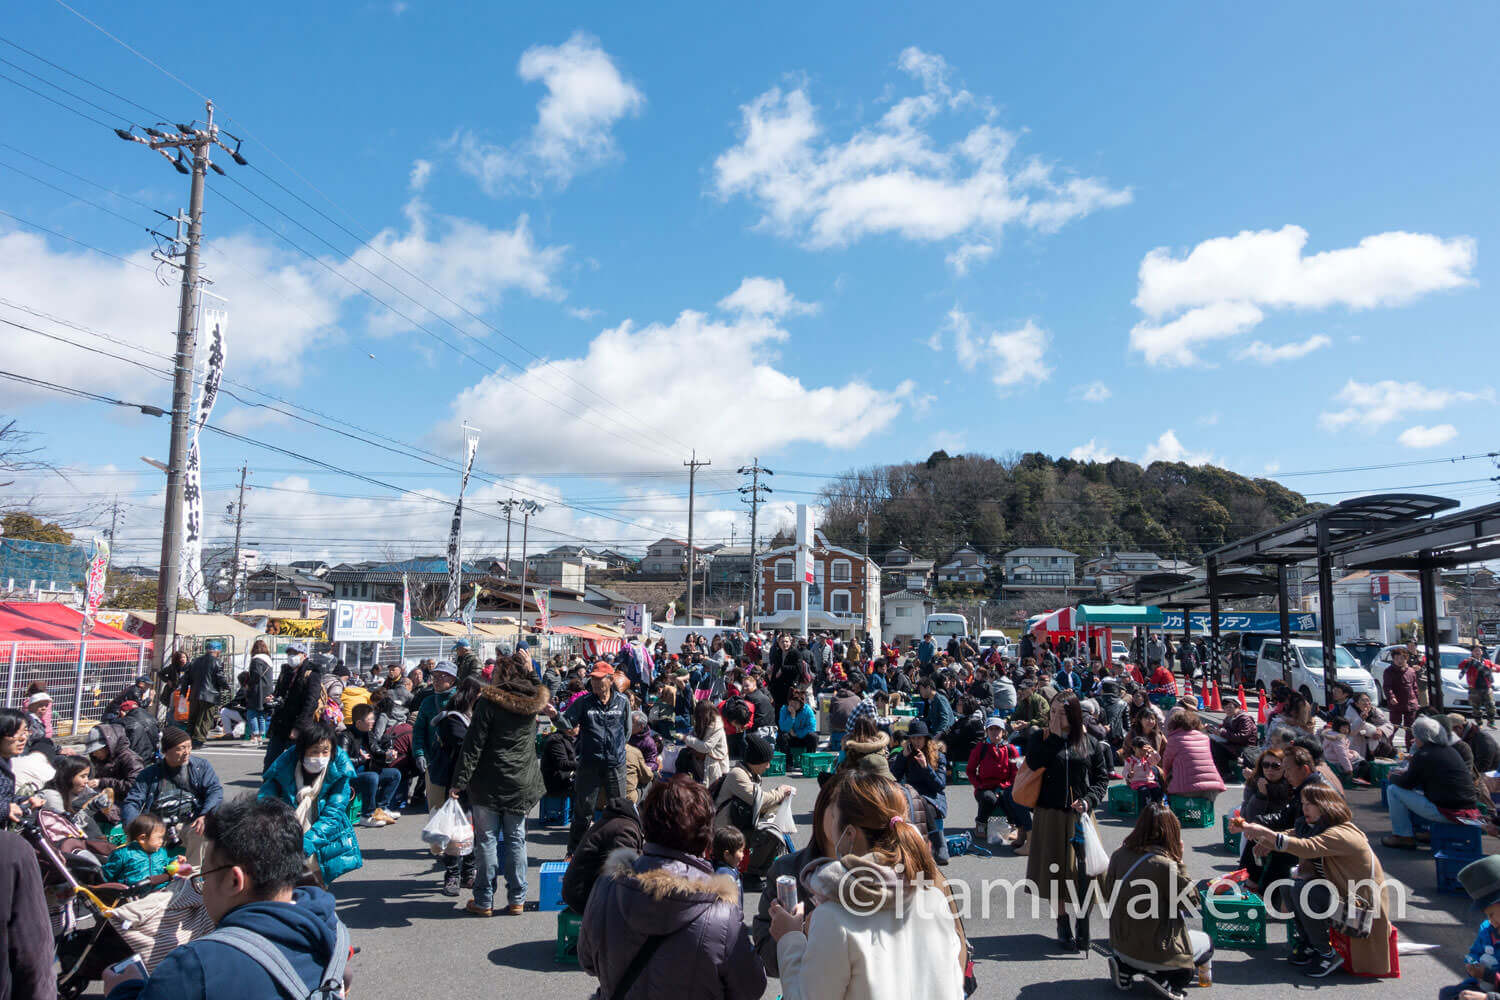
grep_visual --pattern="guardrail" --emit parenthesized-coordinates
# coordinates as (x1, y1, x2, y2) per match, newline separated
(3, 639, 151, 736)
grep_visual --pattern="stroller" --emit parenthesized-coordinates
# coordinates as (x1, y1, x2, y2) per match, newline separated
(19, 807, 174, 999)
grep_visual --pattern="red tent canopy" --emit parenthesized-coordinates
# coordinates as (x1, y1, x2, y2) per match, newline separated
(0, 602, 140, 643)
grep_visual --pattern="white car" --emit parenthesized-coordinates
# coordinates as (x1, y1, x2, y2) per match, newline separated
(1373, 643, 1482, 709)
(978, 629, 1010, 648)
(1112, 640, 1129, 661)
(1255, 637, 1378, 705)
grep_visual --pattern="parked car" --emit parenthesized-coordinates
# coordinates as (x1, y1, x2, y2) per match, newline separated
(1373, 643, 1478, 710)
(1234, 631, 1282, 672)
(1111, 640, 1130, 661)
(978, 629, 1011, 648)
(1255, 637, 1379, 705)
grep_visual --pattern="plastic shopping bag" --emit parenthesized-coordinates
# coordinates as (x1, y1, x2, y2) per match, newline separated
(659, 745, 682, 776)
(421, 798, 474, 857)
(986, 817, 1010, 847)
(1079, 813, 1109, 877)
(765, 790, 797, 838)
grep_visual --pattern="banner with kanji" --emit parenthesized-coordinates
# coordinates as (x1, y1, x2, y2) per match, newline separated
(401, 573, 412, 637)
(80, 535, 111, 636)
(443, 425, 481, 618)
(535, 588, 551, 631)
(179, 308, 227, 610)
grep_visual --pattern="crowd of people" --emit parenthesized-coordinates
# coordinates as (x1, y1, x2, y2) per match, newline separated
(2, 625, 1498, 999)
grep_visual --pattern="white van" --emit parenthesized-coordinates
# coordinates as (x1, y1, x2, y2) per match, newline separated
(1255, 637, 1378, 704)
(978, 629, 1010, 648)
(925, 613, 970, 642)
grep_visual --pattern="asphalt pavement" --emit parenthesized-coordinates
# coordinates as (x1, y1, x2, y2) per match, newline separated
(193, 738, 1475, 999)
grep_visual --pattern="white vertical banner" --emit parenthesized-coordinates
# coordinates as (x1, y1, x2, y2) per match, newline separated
(443, 424, 481, 618)
(180, 308, 227, 610)
(81, 535, 111, 637)
(401, 573, 412, 637)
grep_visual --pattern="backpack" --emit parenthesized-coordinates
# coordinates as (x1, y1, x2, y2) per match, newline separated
(201, 920, 351, 1000)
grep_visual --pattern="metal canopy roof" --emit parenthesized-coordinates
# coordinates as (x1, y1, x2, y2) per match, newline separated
(1336, 500, 1500, 571)
(1128, 572, 1195, 598)
(1135, 569, 1280, 608)
(1205, 494, 1458, 566)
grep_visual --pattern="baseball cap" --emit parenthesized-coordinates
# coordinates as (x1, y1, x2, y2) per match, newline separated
(985, 716, 1005, 731)
(589, 661, 615, 679)
(454, 638, 470, 648)
(432, 660, 459, 678)
(287, 642, 307, 655)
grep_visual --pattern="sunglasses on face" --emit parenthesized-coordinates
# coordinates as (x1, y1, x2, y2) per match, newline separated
(1262, 762, 1283, 770)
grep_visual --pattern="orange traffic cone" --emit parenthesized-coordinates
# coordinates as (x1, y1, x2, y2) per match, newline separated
(1256, 691, 1269, 724)
(1205, 679, 1218, 711)
(1237, 684, 1248, 711)
(1212, 680, 1224, 711)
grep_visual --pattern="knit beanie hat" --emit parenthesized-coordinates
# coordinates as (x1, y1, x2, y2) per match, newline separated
(744, 733, 774, 766)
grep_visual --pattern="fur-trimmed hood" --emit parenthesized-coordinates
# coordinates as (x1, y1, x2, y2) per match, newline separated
(479, 678, 550, 717)
(597, 843, 740, 937)
(843, 731, 890, 757)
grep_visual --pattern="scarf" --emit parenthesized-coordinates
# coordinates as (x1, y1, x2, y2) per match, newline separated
(293, 761, 329, 833)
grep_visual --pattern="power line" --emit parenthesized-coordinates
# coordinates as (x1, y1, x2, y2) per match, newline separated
(0, 68, 117, 129)
(0, 35, 170, 121)
(0, 207, 155, 272)
(46, 0, 212, 105)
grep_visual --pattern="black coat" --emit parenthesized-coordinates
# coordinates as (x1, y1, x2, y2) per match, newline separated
(269, 665, 325, 740)
(561, 798, 643, 913)
(542, 732, 578, 798)
(1024, 731, 1110, 812)
(248, 654, 276, 709)
(118, 706, 160, 762)
(0, 831, 54, 999)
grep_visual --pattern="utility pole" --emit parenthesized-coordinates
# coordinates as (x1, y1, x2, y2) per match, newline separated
(515, 500, 543, 637)
(106, 495, 122, 546)
(227, 463, 249, 613)
(117, 102, 248, 673)
(497, 498, 520, 578)
(684, 451, 711, 625)
(738, 459, 773, 633)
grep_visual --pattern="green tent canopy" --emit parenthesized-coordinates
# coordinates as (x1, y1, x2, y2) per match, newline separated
(1074, 603, 1164, 626)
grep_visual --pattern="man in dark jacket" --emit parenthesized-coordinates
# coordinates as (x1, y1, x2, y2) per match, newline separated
(558, 662, 631, 854)
(450, 660, 550, 917)
(85, 723, 144, 799)
(453, 638, 482, 683)
(117, 700, 161, 763)
(104, 676, 154, 720)
(541, 719, 578, 798)
(103, 796, 350, 1000)
(561, 797, 643, 913)
(1384, 714, 1479, 849)
(768, 634, 806, 711)
(183, 641, 230, 747)
(264, 650, 326, 771)
(0, 830, 54, 1000)
(1450, 712, 1500, 773)
(122, 727, 223, 863)
(411, 662, 457, 814)
(916, 676, 955, 739)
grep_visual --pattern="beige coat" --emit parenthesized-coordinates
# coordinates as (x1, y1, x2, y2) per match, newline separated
(1103, 847, 1194, 972)
(685, 720, 729, 786)
(1276, 821, 1394, 975)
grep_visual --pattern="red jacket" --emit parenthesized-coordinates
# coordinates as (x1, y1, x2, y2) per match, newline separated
(1148, 666, 1178, 698)
(1462, 657, 1495, 688)
(967, 740, 1021, 792)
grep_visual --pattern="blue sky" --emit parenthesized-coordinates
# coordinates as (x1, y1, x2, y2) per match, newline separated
(3, 1, 1498, 565)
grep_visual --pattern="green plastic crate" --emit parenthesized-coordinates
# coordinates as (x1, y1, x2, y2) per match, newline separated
(1107, 783, 1139, 817)
(766, 752, 787, 777)
(555, 908, 582, 964)
(801, 751, 837, 778)
(784, 749, 804, 771)
(892, 706, 918, 718)
(1368, 759, 1400, 784)
(1222, 814, 1241, 851)
(1170, 794, 1215, 828)
(951, 761, 969, 785)
(348, 794, 363, 826)
(1198, 889, 1267, 949)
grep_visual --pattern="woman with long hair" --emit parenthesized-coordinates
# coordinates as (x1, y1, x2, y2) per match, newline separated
(890, 719, 951, 865)
(769, 770, 969, 999)
(1235, 747, 1294, 891)
(1025, 692, 1110, 954)
(1240, 783, 1394, 977)
(245, 639, 276, 746)
(685, 699, 729, 786)
(1129, 704, 1167, 759)
(1104, 801, 1213, 1000)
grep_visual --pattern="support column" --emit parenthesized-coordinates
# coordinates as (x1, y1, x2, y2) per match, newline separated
(1206, 557, 1222, 691)
(1420, 561, 1444, 710)
(1277, 563, 1292, 688)
(1316, 522, 1339, 711)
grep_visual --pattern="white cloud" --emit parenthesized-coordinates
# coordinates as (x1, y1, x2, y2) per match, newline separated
(1068, 439, 1119, 462)
(1143, 429, 1213, 465)
(1074, 380, 1111, 403)
(1318, 379, 1494, 431)
(454, 33, 643, 195)
(944, 308, 1051, 390)
(1129, 225, 1475, 366)
(945, 241, 994, 276)
(712, 49, 1129, 252)
(1397, 423, 1459, 449)
(717, 276, 819, 319)
(1264, 461, 1281, 474)
(566, 306, 602, 321)
(409, 159, 433, 192)
(1235, 334, 1332, 364)
(445, 290, 911, 472)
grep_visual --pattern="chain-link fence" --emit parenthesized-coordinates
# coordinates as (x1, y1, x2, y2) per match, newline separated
(3, 639, 152, 736)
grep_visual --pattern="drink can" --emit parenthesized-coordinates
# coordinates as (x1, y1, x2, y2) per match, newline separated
(776, 875, 798, 912)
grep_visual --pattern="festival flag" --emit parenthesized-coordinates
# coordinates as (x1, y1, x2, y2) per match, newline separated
(401, 573, 412, 637)
(180, 308, 227, 609)
(460, 583, 480, 631)
(80, 535, 111, 636)
(443, 424, 481, 618)
(534, 588, 551, 631)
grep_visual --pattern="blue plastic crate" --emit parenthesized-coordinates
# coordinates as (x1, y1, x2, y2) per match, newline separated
(539, 795, 572, 827)
(1432, 822, 1483, 858)
(1436, 850, 1480, 895)
(539, 860, 568, 911)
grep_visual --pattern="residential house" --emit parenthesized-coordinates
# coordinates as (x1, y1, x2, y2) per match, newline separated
(705, 546, 754, 595)
(1002, 547, 1078, 587)
(527, 555, 587, 591)
(596, 549, 639, 571)
(243, 566, 334, 613)
(582, 584, 636, 611)
(882, 589, 935, 647)
(936, 544, 991, 585)
(1311, 569, 1454, 644)
(756, 530, 881, 639)
(640, 538, 709, 575)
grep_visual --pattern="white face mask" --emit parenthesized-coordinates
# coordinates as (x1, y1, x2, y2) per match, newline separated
(302, 755, 330, 774)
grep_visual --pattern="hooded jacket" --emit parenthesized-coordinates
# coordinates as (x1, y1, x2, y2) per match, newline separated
(713, 762, 792, 834)
(541, 729, 578, 798)
(1162, 729, 1226, 797)
(775, 854, 963, 1000)
(257, 747, 363, 883)
(89, 723, 145, 796)
(247, 654, 276, 709)
(119, 706, 161, 762)
(453, 677, 549, 815)
(839, 731, 895, 781)
(561, 798, 644, 913)
(105, 887, 345, 1000)
(579, 844, 765, 1000)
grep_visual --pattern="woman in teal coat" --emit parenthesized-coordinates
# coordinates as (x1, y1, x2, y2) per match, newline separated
(258, 720, 363, 883)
